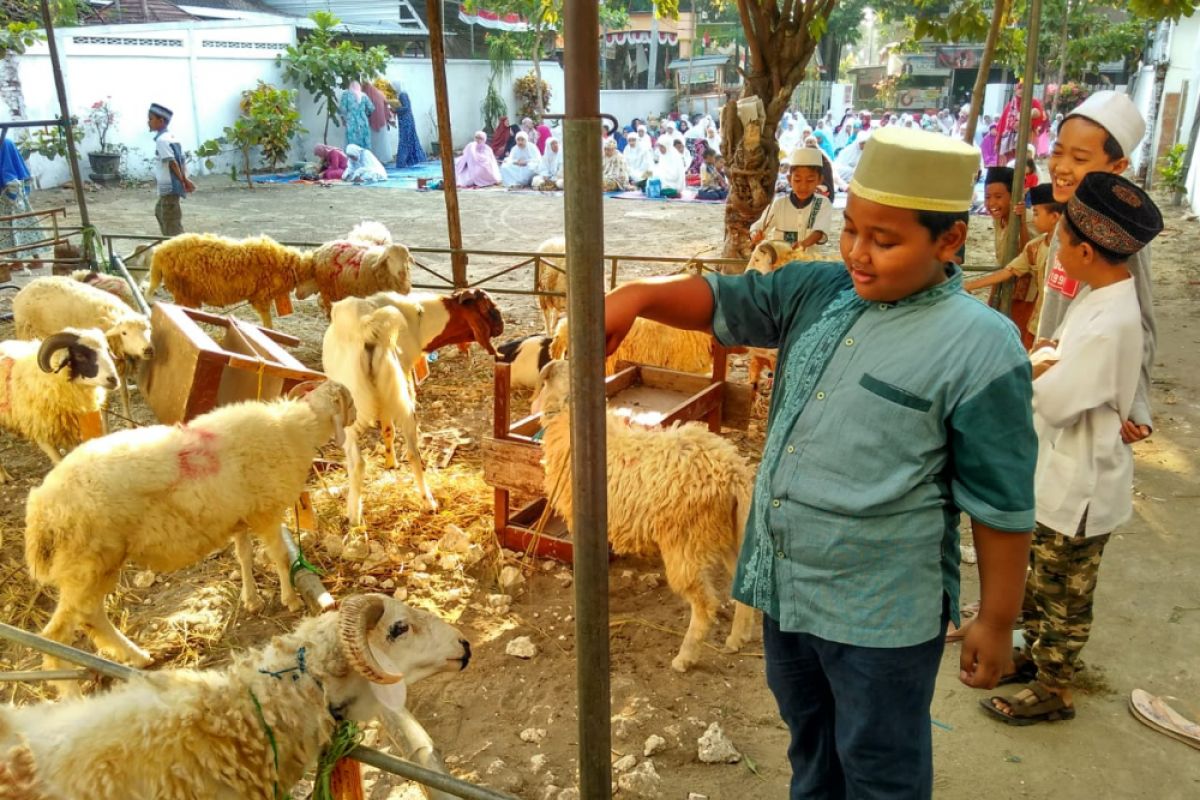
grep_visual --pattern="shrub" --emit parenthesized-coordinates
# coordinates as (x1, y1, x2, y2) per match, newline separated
(513, 71, 551, 121)
(197, 81, 305, 188)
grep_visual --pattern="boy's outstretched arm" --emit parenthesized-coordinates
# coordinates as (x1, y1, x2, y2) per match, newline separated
(960, 521, 1032, 689)
(604, 275, 714, 356)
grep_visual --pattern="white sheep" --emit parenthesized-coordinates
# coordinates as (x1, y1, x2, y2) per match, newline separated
(0, 594, 470, 800)
(296, 222, 413, 318)
(535, 236, 566, 335)
(535, 360, 755, 672)
(70, 269, 138, 309)
(323, 290, 506, 521)
(13, 276, 154, 363)
(23, 380, 356, 668)
(0, 328, 119, 483)
(551, 316, 713, 376)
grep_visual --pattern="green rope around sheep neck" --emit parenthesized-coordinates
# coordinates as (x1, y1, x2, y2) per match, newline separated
(248, 686, 287, 800)
(312, 720, 364, 800)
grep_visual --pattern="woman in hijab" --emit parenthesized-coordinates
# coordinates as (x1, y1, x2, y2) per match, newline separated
(489, 115, 512, 160)
(456, 131, 502, 188)
(394, 85, 427, 168)
(687, 138, 708, 176)
(339, 81, 374, 151)
(313, 143, 348, 180)
(649, 140, 686, 198)
(0, 138, 44, 264)
(833, 130, 869, 191)
(536, 120, 553, 154)
(344, 143, 388, 183)
(532, 137, 564, 191)
(520, 117, 540, 147)
(623, 132, 653, 188)
(601, 138, 631, 192)
(636, 124, 654, 158)
(500, 131, 540, 187)
(363, 80, 393, 157)
(777, 118, 802, 155)
(704, 122, 721, 155)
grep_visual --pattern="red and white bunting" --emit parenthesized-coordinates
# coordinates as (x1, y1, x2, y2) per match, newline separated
(603, 30, 678, 46)
(458, 4, 531, 31)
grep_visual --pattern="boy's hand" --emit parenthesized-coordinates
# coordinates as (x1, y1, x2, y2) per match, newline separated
(183, 178, 196, 193)
(1013, 201, 1026, 217)
(959, 616, 1013, 689)
(1121, 420, 1151, 443)
(1031, 358, 1057, 379)
(603, 286, 644, 356)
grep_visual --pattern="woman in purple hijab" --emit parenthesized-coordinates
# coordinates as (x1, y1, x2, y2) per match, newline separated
(455, 131, 502, 188)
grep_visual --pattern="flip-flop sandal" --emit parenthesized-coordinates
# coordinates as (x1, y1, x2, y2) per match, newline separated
(1129, 689, 1200, 750)
(980, 681, 1076, 726)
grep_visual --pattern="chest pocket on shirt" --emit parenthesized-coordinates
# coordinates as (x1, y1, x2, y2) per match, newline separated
(859, 373, 933, 413)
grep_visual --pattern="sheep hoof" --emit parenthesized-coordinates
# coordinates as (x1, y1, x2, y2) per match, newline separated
(282, 594, 304, 612)
(127, 651, 154, 669)
(721, 636, 746, 654)
(243, 593, 265, 613)
(670, 654, 695, 673)
(423, 494, 439, 514)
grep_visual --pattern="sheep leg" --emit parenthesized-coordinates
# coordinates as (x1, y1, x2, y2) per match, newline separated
(80, 598, 153, 669)
(344, 427, 365, 526)
(253, 305, 275, 330)
(256, 521, 303, 612)
(36, 441, 63, 465)
(723, 602, 756, 654)
(399, 416, 438, 513)
(233, 529, 265, 613)
(381, 423, 398, 469)
(664, 560, 720, 672)
(0, 460, 12, 483)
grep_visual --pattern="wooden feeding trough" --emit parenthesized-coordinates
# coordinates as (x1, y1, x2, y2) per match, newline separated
(141, 303, 324, 424)
(482, 344, 753, 563)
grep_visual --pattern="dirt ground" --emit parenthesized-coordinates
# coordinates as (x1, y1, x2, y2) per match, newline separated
(1, 174, 1198, 799)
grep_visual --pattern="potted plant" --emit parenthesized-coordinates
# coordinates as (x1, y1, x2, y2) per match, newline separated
(82, 98, 121, 184)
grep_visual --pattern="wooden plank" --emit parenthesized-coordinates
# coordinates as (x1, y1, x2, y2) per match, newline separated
(494, 487, 510, 535)
(604, 365, 639, 396)
(178, 306, 302, 347)
(233, 319, 310, 370)
(661, 383, 723, 429)
(501, 524, 576, 563)
(510, 413, 542, 436)
(494, 362, 511, 438)
(481, 436, 546, 496)
(721, 381, 753, 431)
(637, 365, 714, 396)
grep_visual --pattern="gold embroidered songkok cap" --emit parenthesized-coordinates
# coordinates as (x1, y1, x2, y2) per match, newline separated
(1066, 172, 1162, 256)
(850, 127, 980, 212)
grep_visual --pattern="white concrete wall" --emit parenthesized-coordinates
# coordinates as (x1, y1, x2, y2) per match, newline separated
(1153, 16, 1200, 212)
(1129, 64, 1158, 178)
(599, 89, 677, 125)
(4, 20, 566, 187)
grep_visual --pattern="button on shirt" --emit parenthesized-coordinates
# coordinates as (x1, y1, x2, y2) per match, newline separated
(705, 262, 1036, 647)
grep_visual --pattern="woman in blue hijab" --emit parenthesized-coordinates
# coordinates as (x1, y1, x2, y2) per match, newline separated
(393, 86, 427, 168)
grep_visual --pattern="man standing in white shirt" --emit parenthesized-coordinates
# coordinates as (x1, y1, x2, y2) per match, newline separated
(147, 102, 194, 236)
(982, 172, 1163, 727)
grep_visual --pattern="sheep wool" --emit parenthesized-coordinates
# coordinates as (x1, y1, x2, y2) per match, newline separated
(535, 236, 566, 335)
(538, 361, 755, 671)
(551, 318, 712, 376)
(146, 233, 310, 328)
(299, 240, 413, 318)
(14, 276, 153, 361)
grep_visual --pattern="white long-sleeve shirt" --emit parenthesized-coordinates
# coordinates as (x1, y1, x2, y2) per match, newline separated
(1032, 278, 1142, 536)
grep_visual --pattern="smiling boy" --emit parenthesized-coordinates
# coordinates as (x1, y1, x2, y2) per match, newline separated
(1038, 90, 1154, 444)
(604, 127, 1036, 798)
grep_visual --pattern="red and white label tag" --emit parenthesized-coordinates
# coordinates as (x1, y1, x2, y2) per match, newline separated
(1045, 255, 1081, 299)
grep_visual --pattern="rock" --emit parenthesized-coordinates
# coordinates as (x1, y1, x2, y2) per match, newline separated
(464, 544, 486, 566)
(380, 578, 396, 590)
(540, 559, 556, 572)
(639, 573, 662, 589)
(530, 754, 550, 774)
(342, 539, 370, 561)
(540, 787, 560, 800)
(438, 525, 472, 553)
(616, 760, 662, 797)
(131, 570, 156, 589)
(612, 754, 638, 773)
(392, 586, 409, 601)
(687, 794, 709, 800)
(557, 790, 580, 800)
(485, 759, 509, 776)
(439, 553, 462, 571)
(484, 759, 524, 794)
(643, 735, 666, 757)
(555, 571, 574, 589)
(611, 714, 639, 740)
(520, 727, 548, 744)
(407, 572, 432, 588)
(418, 539, 439, 553)
(506, 636, 538, 659)
(320, 534, 344, 558)
(486, 594, 513, 608)
(697, 723, 741, 764)
(359, 575, 379, 588)
(499, 565, 526, 593)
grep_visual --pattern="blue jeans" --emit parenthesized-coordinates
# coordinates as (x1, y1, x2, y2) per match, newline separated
(763, 603, 948, 800)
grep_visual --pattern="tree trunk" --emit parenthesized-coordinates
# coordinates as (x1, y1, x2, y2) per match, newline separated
(1, 53, 26, 120)
(720, 0, 837, 262)
(963, 0, 1009, 145)
(532, 26, 545, 119)
(1048, 0, 1070, 121)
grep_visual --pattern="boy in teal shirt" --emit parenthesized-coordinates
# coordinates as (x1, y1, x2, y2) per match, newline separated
(604, 127, 1036, 798)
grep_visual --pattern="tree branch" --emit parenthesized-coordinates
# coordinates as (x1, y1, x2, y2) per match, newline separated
(736, 0, 768, 77)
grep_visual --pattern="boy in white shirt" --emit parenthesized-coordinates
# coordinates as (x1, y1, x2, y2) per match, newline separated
(982, 172, 1163, 726)
(750, 147, 833, 252)
(147, 102, 194, 236)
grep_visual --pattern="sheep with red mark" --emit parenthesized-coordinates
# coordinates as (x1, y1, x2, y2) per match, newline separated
(0, 328, 119, 483)
(23, 381, 355, 670)
(0, 594, 470, 800)
(323, 289, 505, 521)
(534, 360, 756, 672)
(295, 221, 413, 317)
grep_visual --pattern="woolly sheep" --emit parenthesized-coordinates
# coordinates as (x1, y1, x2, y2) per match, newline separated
(0, 594, 470, 800)
(23, 381, 355, 669)
(534, 360, 755, 671)
(0, 328, 119, 483)
(323, 290, 506, 521)
(551, 316, 713, 376)
(145, 233, 310, 328)
(295, 221, 413, 318)
(70, 269, 138, 308)
(14, 276, 153, 362)
(744, 243, 817, 398)
(535, 236, 566, 335)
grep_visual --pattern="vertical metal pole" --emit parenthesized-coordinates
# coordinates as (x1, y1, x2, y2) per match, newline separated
(563, 0, 610, 797)
(39, 0, 90, 231)
(426, 0, 469, 287)
(1000, 0, 1041, 314)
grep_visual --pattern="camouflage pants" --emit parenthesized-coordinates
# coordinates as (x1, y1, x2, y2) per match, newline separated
(1021, 523, 1110, 688)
